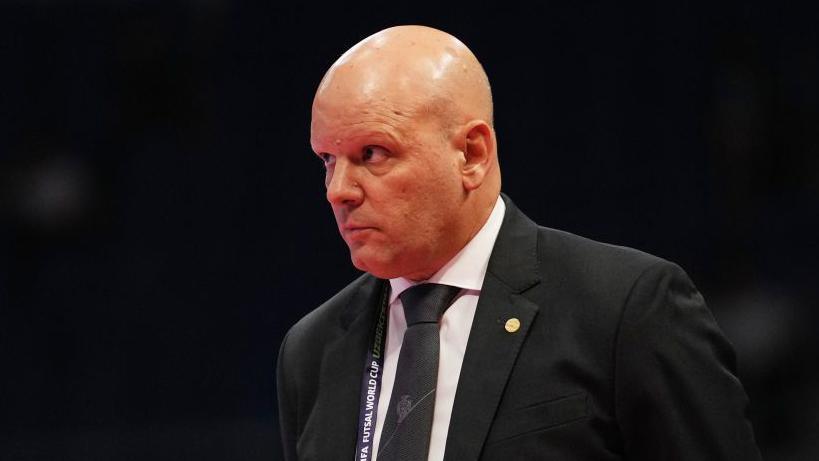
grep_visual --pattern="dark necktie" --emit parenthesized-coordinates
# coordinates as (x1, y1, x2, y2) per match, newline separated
(377, 283, 461, 461)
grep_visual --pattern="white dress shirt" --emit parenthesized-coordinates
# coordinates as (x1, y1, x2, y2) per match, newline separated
(372, 196, 506, 461)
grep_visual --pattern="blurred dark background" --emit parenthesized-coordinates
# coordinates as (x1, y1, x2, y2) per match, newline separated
(1, 2, 817, 460)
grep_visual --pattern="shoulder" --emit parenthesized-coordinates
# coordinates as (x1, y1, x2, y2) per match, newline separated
(277, 272, 379, 395)
(493, 195, 693, 326)
(497, 195, 681, 299)
(282, 272, 377, 349)
(526, 224, 703, 345)
(535, 225, 680, 292)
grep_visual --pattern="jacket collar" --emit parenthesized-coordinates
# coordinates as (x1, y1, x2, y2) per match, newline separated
(486, 193, 541, 294)
(444, 193, 543, 460)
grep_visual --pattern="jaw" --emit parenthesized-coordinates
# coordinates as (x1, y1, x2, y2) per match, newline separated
(348, 238, 451, 281)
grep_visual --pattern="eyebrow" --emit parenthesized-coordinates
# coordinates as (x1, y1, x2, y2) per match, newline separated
(313, 126, 403, 155)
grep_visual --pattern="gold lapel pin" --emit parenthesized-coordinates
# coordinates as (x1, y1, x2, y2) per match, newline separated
(504, 318, 521, 333)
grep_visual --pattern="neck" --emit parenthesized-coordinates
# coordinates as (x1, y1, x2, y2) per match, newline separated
(405, 193, 498, 282)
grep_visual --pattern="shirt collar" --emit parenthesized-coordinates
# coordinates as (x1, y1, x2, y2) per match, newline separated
(389, 196, 506, 303)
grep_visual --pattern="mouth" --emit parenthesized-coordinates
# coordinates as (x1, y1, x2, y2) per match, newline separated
(342, 225, 377, 239)
(344, 226, 375, 233)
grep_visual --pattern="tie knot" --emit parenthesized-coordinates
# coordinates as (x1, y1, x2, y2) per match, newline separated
(399, 283, 461, 326)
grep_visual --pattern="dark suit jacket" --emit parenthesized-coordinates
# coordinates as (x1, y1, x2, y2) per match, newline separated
(277, 195, 761, 460)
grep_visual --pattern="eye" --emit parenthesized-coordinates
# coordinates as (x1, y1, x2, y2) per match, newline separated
(362, 145, 389, 163)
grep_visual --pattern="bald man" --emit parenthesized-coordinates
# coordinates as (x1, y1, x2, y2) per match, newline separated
(277, 26, 761, 461)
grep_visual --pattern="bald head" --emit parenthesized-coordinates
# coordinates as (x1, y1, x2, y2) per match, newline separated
(310, 26, 501, 280)
(314, 25, 493, 130)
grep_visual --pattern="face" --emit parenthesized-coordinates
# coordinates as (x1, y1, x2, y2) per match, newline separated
(310, 98, 467, 280)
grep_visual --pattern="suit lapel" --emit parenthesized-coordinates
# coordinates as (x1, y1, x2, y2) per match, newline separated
(444, 195, 542, 461)
(313, 276, 386, 460)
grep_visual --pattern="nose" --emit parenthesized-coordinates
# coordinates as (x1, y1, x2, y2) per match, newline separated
(326, 159, 363, 206)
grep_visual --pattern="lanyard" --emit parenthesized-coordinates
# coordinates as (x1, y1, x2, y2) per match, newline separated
(355, 283, 390, 461)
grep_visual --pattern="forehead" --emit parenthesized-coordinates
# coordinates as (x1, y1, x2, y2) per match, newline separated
(310, 96, 415, 152)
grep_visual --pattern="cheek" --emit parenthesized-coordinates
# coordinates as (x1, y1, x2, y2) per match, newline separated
(370, 155, 461, 231)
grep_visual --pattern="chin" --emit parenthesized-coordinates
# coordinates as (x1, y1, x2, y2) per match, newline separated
(350, 252, 400, 279)
(352, 260, 394, 279)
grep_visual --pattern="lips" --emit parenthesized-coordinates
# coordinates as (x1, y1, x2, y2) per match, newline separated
(342, 224, 377, 239)
(344, 225, 375, 233)
(342, 220, 373, 231)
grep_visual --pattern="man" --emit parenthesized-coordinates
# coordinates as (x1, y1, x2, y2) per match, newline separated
(277, 25, 761, 460)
